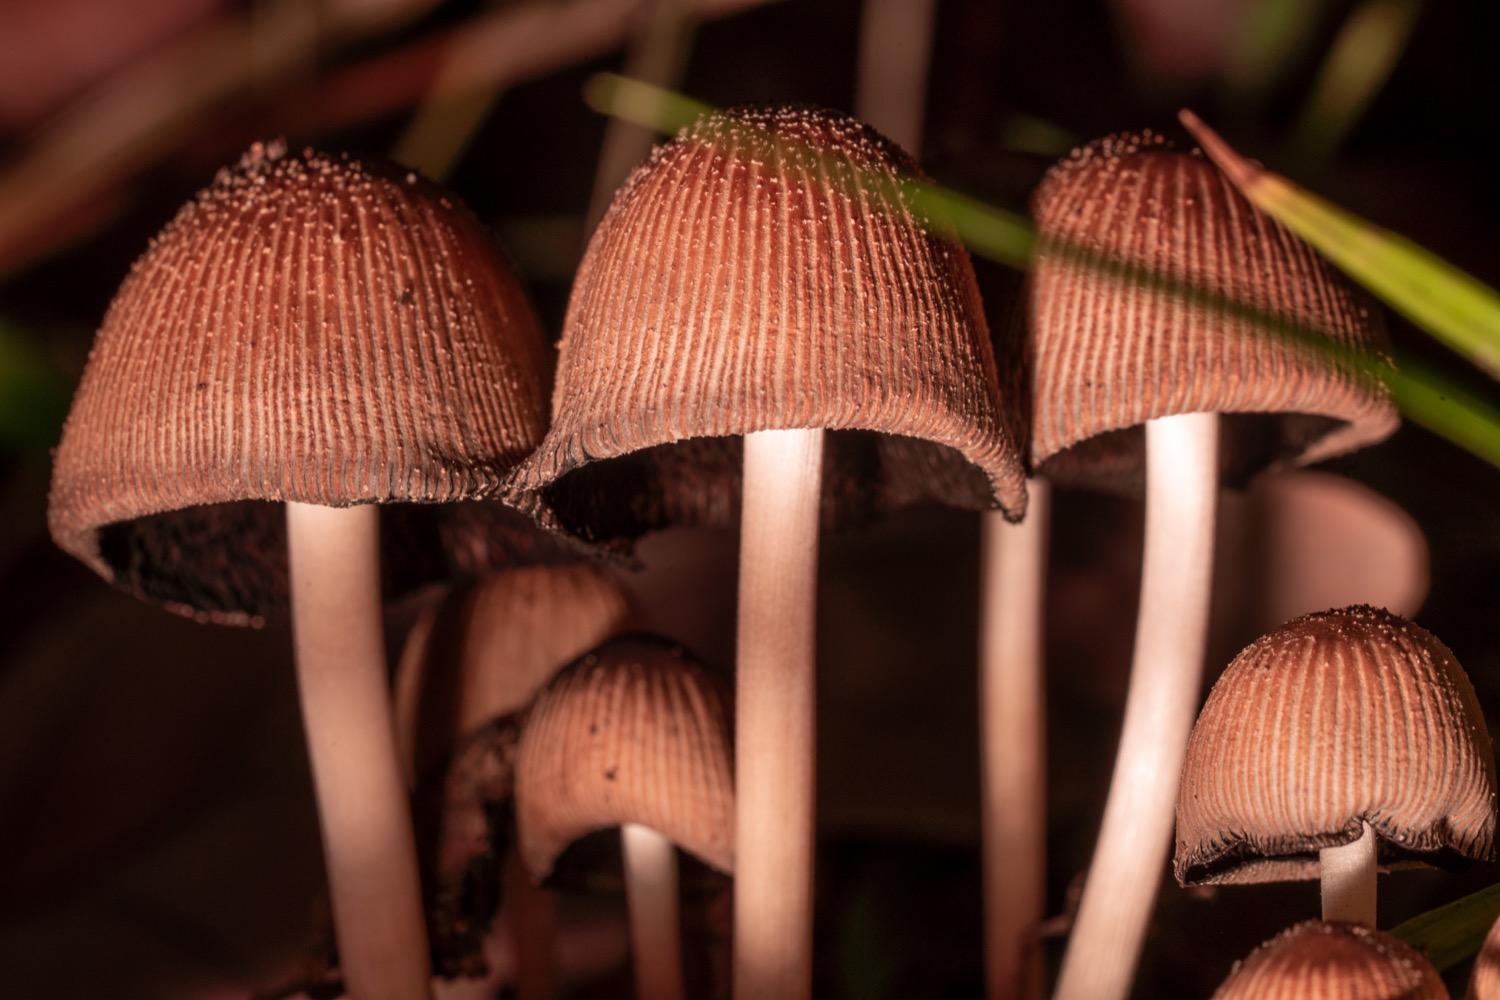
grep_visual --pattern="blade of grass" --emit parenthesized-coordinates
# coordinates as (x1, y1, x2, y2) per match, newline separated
(1184, 110, 1500, 383)
(585, 77, 1500, 470)
(1285, 0, 1418, 173)
(1391, 882, 1500, 972)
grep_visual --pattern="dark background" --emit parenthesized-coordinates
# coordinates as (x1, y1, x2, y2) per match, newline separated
(2, 0, 1498, 996)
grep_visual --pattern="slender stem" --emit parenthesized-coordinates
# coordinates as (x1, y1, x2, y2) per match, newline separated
(980, 480, 1051, 1000)
(733, 427, 825, 1000)
(504, 850, 558, 1000)
(1321, 820, 1378, 925)
(286, 501, 434, 1000)
(624, 823, 686, 1000)
(854, 0, 938, 152)
(1052, 412, 1219, 1000)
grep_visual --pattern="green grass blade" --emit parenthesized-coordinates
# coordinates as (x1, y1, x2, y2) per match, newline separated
(1184, 110, 1500, 383)
(0, 318, 70, 453)
(1391, 882, 1500, 972)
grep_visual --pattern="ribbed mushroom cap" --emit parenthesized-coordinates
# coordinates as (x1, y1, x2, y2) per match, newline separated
(513, 634, 733, 879)
(1213, 921, 1445, 1000)
(1029, 132, 1398, 494)
(394, 562, 632, 783)
(48, 141, 553, 624)
(512, 104, 1027, 539)
(1175, 605, 1496, 885)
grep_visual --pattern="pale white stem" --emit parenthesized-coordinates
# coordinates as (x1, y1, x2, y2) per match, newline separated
(586, 0, 695, 231)
(854, 0, 938, 152)
(733, 427, 825, 1000)
(980, 479, 1051, 1000)
(504, 851, 559, 1000)
(286, 501, 435, 1000)
(1052, 412, 1219, 1000)
(623, 823, 686, 1000)
(1321, 821, 1378, 925)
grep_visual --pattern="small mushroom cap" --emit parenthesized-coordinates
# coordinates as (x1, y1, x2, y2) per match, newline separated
(1176, 605, 1497, 886)
(393, 562, 632, 783)
(513, 634, 734, 880)
(1028, 132, 1398, 494)
(512, 104, 1027, 539)
(48, 141, 553, 624)
(1213, 921, 1446, 1000)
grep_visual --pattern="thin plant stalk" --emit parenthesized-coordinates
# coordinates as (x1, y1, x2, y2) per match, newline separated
(623, 822, 686, 1000)
(733, 427, 825, 1000)
(1321, 820, 1378, 925)
(1053, 412, 1219, 1000)
(980, 479, 1051, 1000)
(286, 501, 435, 1000)
(854, 0, 937, 152)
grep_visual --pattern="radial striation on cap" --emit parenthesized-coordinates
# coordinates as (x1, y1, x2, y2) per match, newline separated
(514, 634, 734, 880)
(1176, 605, 1497, 886)
(1028, 131, 1398, 492)
(512, 104, 1027, 537)
(48, 141, 553, 624)
(1212, 921, 1446, 1000)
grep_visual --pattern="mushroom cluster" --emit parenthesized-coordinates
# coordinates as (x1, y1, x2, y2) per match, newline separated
(43, 102, 1491, 1000)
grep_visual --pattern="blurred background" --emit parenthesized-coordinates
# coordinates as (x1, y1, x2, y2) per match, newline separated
(2, 0, 1498, 996)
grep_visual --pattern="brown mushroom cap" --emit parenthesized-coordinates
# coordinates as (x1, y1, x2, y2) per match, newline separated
(1028, 132, 1399, 494)
(511, 104, 1027, 540)
(1212, 921, 1445, 1000)
(1175, 605, 1497, 886)
(47, 141, 554, 624)
(513, 634, 734, 880)
(395, 562, 632, 784)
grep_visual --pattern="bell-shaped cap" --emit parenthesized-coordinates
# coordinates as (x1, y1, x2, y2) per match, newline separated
(1176, 605, 1497, 885)
(394, 562, 632, 783)
(48, 141, 554, 624)
(1028, 132, 1399, 493)
(1213, 921, 1445, 999)
(512, 104, 1027, 540)
(513, 634, 733, 879)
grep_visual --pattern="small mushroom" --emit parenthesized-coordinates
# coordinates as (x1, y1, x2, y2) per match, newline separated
(1212, 921, 1446, 1000)
(1175, 605, 1497, 926)
(514, 634, 733, 1000)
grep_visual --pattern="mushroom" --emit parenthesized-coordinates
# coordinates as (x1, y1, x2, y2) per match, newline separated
(510, 104, 1027, 999)
(390, 563, 631, 982)
(514, 634, 734, 1000)
(1175, 605, 1497, 925)
(47, 142, 552, 999)
(1026, 131, 1400, 1000)
(1213, 921, 1446, 999)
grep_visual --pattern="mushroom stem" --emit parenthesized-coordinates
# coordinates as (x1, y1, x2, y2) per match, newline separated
(286, 501, 434, 1000)
(980, 480, 1051, 1000)
(733, 426, 825, 1000)
(504, 851, 558, 1000)
(623, 823, 686, 1000)
(1321, 821, 1378, 925)
(1053, 411, 1219, 1000)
